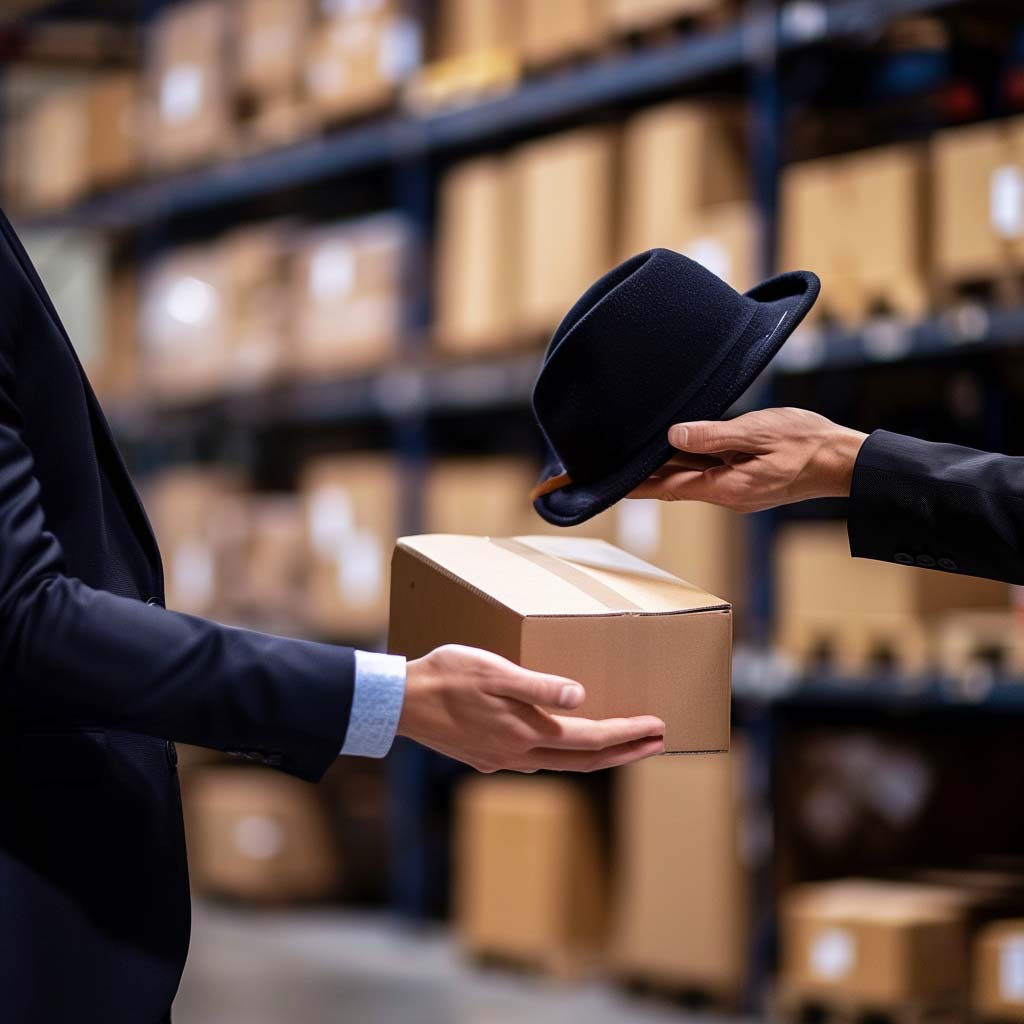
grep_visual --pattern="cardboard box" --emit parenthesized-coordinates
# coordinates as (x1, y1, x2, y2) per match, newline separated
(932, 120, 1024, 286)
(305, 9, 420, 122)
(608, 0, 727, 33)
(614, 498, 747, 621)
(621, 101, 748, 257)
(974, 919, 1024, 1021)
(434, 0, 519, 60)
(188, 766, 339, 903)
(433, 157, 519, 354)
(781, 879, 969, 1007)
(17, 86, 90, 210)
(301, 454, 400, 638)
(611, 742, 749, 995)
(680, 200, 761, 293)
(92, 264, 140, 402)
(235, 0, 311, 102)
(514, 127, 615, 335)
(389, 534, 732, 753)
(775, 522, 1007, 673)
(290, 214, 410, 376)
(144, 468, 244, 617)
(521, 0, 607, 68)
(454, 775, 606, 968)
(147, 0, 232, 171)
(87, 72, 140, 191)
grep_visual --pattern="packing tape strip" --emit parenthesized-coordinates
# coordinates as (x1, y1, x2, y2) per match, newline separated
(490, 538, 643, 613)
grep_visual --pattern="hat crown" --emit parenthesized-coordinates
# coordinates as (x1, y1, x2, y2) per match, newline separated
(533, 249, 756, 482)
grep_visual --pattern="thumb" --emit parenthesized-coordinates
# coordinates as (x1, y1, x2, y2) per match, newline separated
(485, 663, 586, 711)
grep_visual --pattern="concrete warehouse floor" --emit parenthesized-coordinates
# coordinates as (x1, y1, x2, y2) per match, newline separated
(174, 900, 748, 1024)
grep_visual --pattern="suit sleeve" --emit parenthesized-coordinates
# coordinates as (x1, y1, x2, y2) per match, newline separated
(0, 343, 355, 783)
(848, 429, 1024, 586)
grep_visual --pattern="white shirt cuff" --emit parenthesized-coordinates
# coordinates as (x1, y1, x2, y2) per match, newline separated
(340, 650, 407, 758)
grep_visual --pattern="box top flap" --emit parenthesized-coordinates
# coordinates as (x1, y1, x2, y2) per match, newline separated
(396, 534, 729, 617)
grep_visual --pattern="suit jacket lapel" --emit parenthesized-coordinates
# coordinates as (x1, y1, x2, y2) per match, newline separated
(0, 210, 164, 583)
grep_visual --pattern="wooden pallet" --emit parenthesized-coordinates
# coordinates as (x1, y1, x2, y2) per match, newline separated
(934, 610, 1024, 693)
(774, 990, 967, 1024)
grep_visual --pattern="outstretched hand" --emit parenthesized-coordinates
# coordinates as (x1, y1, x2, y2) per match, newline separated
(630, 407, 867, 513)
(400, 645, 665, 773)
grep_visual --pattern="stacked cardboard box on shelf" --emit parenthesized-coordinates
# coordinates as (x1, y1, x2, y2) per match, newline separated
(520, 0, 608, 68)
(88, 73, 141, 191)
(611, 743, 750, 1000)
(607, 0, 730, 33)
(305, 0, 421, 123)
(974, 919, 1024, 1022)
(187, 766, 340, 903)
(301, 454, 401, 639)
(146, 0, 234, 170)
(16, 85, 90, 211)
(775, 522, 1008, 675)
(931, 118, 1024, 293)
(780, 145, 929, 323)
(433, 0, 518, 61)
(454, 775, 606, 974)
(289, 213, 412, 376)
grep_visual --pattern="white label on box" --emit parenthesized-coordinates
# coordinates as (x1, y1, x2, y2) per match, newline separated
(233, 815, 285, 861)
(686, 238, 732, 286)
(173, 539, 214, 609)
(379, 19, 422, 82)
(991, 166, 1024, 239)
(160, 65, 203, 124)
(311, 245, 356, 301)
(616, 499, 662, 558)
(338, 531, 382, 605)
(810, 928, 855, 981)
(309, 485, 355, 557)
(1001, 938, 1024, 1002)
(165, 275, 219, 329)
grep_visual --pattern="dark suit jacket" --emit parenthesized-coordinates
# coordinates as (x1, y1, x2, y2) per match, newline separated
(850, 429, 1024, 584)
(0, 210, 356, 1022)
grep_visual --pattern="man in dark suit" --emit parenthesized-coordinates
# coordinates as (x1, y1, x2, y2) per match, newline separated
(633, 406, 1023, 584)
(0, 209, 665, 1024)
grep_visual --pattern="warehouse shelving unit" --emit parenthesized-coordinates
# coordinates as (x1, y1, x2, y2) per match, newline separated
(9, 0, 1024, 1002)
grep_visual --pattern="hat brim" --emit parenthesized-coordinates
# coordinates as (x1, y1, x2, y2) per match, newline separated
(534, 270, 820, 527)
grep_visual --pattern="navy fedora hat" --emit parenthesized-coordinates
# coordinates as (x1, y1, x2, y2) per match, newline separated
(531, 248, 820, 526)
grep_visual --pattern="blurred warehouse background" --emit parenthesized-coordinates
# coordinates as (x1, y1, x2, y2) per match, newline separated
(7, 0, 1024, 1021)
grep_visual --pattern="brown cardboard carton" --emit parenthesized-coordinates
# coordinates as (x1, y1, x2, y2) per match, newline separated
(94, 264, 140, 402)
(290, 214, 410, 376)
(781, 879, 969, 1007)
(434, 0, 519, 60)
(775, 522, 1007, 673)
(521, 0, 607, 68)
(514, 127, 615, 335)
(235, 0, 311, 102)
(621, 101, 748, 257)
(611, 741, 749, 996)
(608, 0, 727, 32)
(433, 157, 519, 353)
(301, 454, 400, 639)
(305, 10, 420, 122)
(844, 144, 929, 318)
(974, 919, 1024, 1021)
(613, 498, 747, 623)
(18, 86, 90, 211)
(144, 468, 245, 617)
(389, 534, 732, 753)
(188, 766, 339, 903)
(87, 72, 140, 191)
(454, 775, 606, 968)
(147, 0, 232, 170)
(680, 201, 761, 292)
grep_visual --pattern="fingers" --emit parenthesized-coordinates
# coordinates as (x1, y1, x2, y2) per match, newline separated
(629, 466, 732, 503)
(482, 661, 586, 711)
(669, 414, 763, 455)
(526, 713, 666, 751)
(529, 735, 666, 772)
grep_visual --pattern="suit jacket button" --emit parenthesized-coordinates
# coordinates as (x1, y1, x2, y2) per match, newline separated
(916, 554, 936, 568)
(895, 552, 914, 564)
(166, 740, 178, 767)
(938, 557, 958, 571)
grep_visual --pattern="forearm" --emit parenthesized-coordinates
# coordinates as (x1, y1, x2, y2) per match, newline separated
(848, 430, 1024, 585)
(1, 573, 355, 781)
